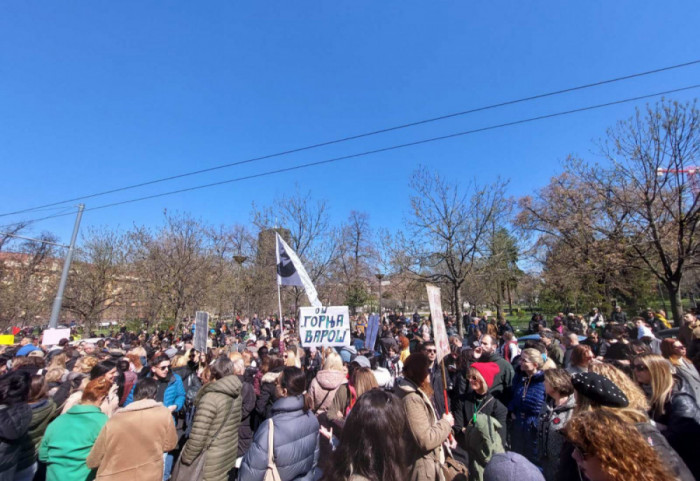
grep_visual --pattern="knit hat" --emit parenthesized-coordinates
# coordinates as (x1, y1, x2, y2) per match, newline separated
(484, 452, 545, 481)
(470, 362, 500, 388)
(571, 371, 628, 408)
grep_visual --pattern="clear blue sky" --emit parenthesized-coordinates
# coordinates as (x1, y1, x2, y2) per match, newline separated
(1, 1, 699, 244)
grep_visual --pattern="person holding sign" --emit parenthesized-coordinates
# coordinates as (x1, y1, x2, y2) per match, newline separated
(396, 353, 455, 481)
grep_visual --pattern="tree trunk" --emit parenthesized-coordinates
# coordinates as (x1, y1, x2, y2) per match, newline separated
(666, 281, 684, 327)
(454, 283, 464, 337)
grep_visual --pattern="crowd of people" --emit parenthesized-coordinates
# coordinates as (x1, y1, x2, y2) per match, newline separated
(1, 306, 699, 481)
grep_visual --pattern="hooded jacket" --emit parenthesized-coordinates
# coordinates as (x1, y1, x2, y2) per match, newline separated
(396, 378, 452, 481)
(180, 375, 242, 481)
(86, 399, 177, 481)
(238, 395, 319, 481)
(39, 404, 108, 481)
(0, 403, 32, 481)
(307, 369, 347, 414)
(480, 352, 514, 405)
(255, 368, 282, 420)
(16, 398, 57, 471)
(125, 371, 186, 417)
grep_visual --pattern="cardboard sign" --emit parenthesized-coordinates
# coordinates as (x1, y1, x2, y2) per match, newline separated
(0, 335, 15, 345)
(194, 311, 209, 353)
(41, 328, 71, 346)
(426, 285, 450, 362)
(298, 306, 350, 348)
(365, 314, 380, 352)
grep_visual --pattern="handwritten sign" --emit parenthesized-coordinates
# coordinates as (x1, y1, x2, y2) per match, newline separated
(42, 328, 71, 346)
(298, 306, 350, 348)
(194, 311, 209, 353)
(426, 285, 449, 362)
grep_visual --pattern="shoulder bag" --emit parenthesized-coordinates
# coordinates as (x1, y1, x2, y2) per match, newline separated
(171, 397, 236, 481)
(263, 419, 282, 481)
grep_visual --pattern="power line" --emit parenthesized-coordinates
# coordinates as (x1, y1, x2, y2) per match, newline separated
(2, 59, 699, 218)
(14, 83, 700, 226)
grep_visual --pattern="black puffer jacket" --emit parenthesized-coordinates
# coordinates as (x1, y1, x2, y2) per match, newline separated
(653, 376, 700, 480)
(237, 375, 256, 458)
(239, 395, 319, 481)
(635, 421, 694, 481)
(0, 403, 32, 481)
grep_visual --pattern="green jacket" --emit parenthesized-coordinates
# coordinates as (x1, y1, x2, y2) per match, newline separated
(17, 399, 58, 470)
(39, 405, 108, 481)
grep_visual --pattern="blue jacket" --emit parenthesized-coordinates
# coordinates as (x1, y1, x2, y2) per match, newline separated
(508, 369, 546, 463)
(238, 395, 319, 481)
(125, 373, 186, 415)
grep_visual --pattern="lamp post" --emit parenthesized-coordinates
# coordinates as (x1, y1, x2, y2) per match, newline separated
(376, 273, 385, 323)
(233, 255, 247, 319)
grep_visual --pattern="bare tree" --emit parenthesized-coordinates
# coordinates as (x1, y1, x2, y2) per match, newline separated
(392, 166, 510, 336)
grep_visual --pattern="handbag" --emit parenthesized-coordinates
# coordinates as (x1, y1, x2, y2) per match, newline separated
(442, 454, 469, 481)
(263, 419, 282, 481)
(171, 397, 236, 481)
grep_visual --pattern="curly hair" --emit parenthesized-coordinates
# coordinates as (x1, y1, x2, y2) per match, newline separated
(563, 410, 673, 481)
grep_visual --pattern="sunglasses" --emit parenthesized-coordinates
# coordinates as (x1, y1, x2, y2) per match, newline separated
(425, 349, 437, 354)
(633, 364, 647, 372)
(156, 365, 170, 371)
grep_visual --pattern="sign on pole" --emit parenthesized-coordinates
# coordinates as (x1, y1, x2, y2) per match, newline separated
(42, 328, 71, 346)
(298, 306, 351, 348)
(365, 314, 380, 352)
(426, 285, 450, 362)
(194, 311, 209, 353)
(0, 335, 15, 345)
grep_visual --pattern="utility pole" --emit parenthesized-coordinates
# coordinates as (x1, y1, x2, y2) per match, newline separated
(48, 204, 85, 329)
(376, 273, 385, 323)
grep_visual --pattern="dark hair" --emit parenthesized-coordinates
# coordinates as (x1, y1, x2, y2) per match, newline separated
(544, 368, 574, 396)
(279, 366, 311, 412)
(0, 370, 31, 404)
(90, 360, 117, 380)
(420, 341, 436, 350)
(28, 374, 48, 403)
(402, 353, 433, 397)
(210, 357, 234, 380)
(133, 378, 158, 401)
(321, 390, 407, 481)
(150, 353, 170, 367)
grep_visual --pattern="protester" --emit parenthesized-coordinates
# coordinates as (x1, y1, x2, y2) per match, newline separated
(566, 344, 594, 374)
(633, 353, 700, 479)
(255, 354, 284, 420)
(307, 351, 347, 415)
(396, 353, 454, 481)
(660, 337, 700, 402)
(232, 357, 256, 460)
(420, 341, 449, 416)
(39, 377, 111, 481)
(563, 409, 674, 481)
(238, 367, 319, 481)
(179, 357, 242, 481)
(326, 365, 378, 430)
(0, 371, 32, 481)
(536, 368, 574, 481)
(86, 378, 178, 481)
(15, 374, 58, 481)
(320, 389, 407, 481)
(473, 335, 514, 405)
(508, 348, 546, 464)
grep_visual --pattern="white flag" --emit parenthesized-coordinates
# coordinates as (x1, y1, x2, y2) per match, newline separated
(275, 233, 322, 307)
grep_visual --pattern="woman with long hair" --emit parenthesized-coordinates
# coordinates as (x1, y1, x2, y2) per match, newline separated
(0, 371, 32, 481)
(321, 390, 407, 481)
(537, 368, 575, 481)
(566, 345, 594, 374)
(239, 367, 319, 481)
(633, 353, 700, 479)
(508, 348, 546, 464)
(396, 352, 454, 481)
(307, 351, 347, 415)
(563, 409, 674, 481)
(660, 338, 700, 402)
(326, 364, 378, 430)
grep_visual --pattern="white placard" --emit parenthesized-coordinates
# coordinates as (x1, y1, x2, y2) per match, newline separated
(298, 306, 350, 348)
(426, 285, 450, 362)
(194, 311, 209, 353)
(42, 328, 71, 346)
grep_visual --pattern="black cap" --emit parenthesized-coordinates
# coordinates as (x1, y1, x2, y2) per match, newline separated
(572, 372, 629, 408)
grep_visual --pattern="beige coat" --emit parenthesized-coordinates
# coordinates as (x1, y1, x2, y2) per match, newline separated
(86, 399, 177, 481)
(396, 378, 451, 481)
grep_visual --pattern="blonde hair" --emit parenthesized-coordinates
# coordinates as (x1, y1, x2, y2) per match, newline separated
(589, 362, 649, 413)
(171, 355, 188, 368)
(129, 346, 147, 358)
(521, 348, 544, 369)
(48, 353, 68, 370)
(284, 350, 299, 368)
(45, 367, 66, 384)
(322, 351, 344, 371)
(75, 356, 99, 374)
(228, 351, 243, 363)
(635, 354, 674, 416)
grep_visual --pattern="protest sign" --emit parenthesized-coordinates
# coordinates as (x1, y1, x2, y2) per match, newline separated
(365, 314, 380, 352)
(0, 335, 14, 345)
(426, 285, 450, 362)
(298, 306, 350, 348)
(42, 328, 71, 346)
(194, 311, 209, 353)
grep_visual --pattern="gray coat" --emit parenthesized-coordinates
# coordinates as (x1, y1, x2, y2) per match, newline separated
(674, 359, 700, 403)
(238, 395, 319, 481)
(537, 395, 575, 481)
